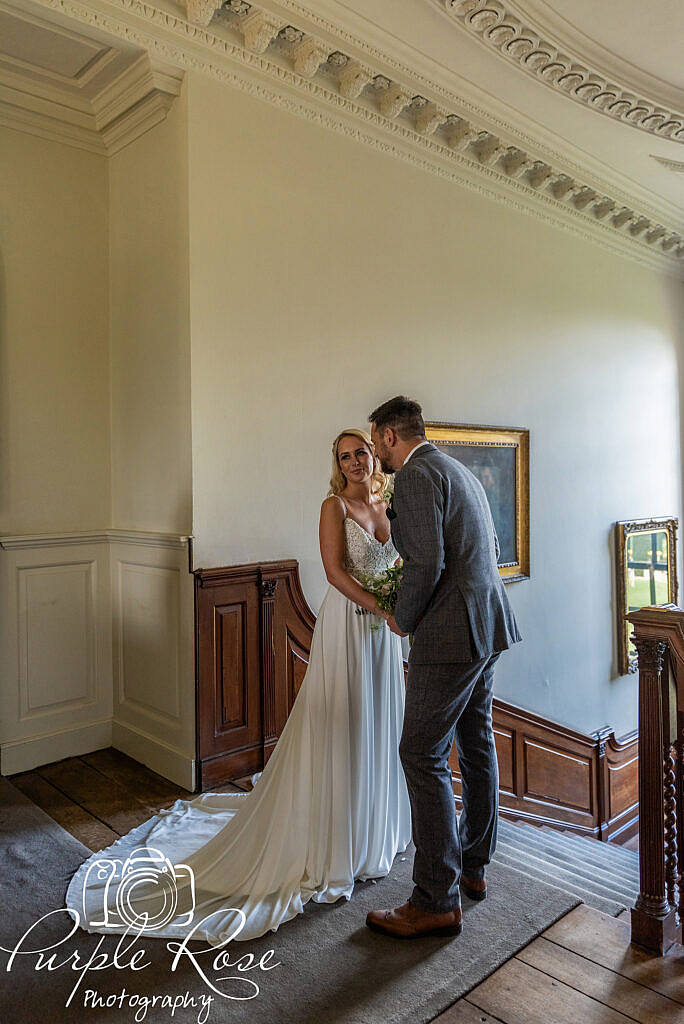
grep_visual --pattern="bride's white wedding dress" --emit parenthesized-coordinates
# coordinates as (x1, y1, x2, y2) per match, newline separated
(65, 508, 411, 944)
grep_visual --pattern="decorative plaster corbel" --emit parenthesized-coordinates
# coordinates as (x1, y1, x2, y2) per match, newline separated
(333, 57, 372, 100)
(411, 98, 445, 135)
(612, 207, 635, 229)
(526, 161, 553, 189)
(501, 147, 534, 178)
(241, 10, 284, 53)
(645, 225, 666, 245)
(442, 115, 477, 150)
(549, 174, 576, 200)
(629, 216, 650, 237)
(291, 36, 328, 77)
(470, 131, 504, 165)
(185, 0, 219, 27)
(592, 198, 615, 220)
(572, 187, 597, 211)
(374, 80, 412, 119)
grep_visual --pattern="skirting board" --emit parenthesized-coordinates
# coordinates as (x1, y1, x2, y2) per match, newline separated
(0, 718, 112, 776)
(112, 719, 195, 792)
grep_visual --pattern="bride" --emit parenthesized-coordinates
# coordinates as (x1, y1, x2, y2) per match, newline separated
(65, 428, 411, 944)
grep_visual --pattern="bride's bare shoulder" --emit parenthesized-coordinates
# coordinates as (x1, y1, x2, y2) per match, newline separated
(320, 494, 346, 519)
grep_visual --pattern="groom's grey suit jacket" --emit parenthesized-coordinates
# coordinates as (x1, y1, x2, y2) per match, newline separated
(390, 443, 522, 664)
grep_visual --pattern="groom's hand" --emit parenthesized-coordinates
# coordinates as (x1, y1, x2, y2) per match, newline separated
(386, 615, 407, 637)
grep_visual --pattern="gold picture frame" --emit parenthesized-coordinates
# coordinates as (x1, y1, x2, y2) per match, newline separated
(615, 516, 679, 675)
(425, 422, 530, 583)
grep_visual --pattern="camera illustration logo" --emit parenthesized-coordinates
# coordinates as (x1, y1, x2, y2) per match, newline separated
(83, 847, 196, 932)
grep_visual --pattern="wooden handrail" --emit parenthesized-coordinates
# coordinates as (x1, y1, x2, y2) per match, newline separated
(627, 604, 683, 954)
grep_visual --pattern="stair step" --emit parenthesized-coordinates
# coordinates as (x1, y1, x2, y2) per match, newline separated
(538, 825, 640, 874)
(491, 848, 626, 917)
(508, 821, 639, 877)
(503, 823, 640, 887)
(499, 819, 638, 876)
(557, 826, 641, 863)
(494, 837, 637, 907)
(500, 842, 638, 906)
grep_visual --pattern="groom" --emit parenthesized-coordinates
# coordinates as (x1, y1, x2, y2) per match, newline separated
(367, 396, 522, 938)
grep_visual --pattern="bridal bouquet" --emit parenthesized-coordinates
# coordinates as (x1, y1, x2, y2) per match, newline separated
(356, 562, 404, 631)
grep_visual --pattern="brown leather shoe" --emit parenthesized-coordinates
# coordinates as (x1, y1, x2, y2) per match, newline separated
(460, 873, 487, 901)
(366, 900, 462, 938)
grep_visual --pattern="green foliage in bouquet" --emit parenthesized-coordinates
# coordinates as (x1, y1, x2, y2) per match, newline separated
(356, 562, 404, 631)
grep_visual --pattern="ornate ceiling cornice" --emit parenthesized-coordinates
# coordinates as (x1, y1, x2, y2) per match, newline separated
(18, 0, 684, 277)
(434, 1, 684, 145)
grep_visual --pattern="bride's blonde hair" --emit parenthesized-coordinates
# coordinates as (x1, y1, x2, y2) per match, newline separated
(328, 428, 388, 497)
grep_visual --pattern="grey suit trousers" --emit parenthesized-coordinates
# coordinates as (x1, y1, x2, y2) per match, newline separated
(399, 652, 501, 913)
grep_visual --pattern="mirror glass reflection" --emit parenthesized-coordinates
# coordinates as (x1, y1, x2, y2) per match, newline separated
(625, 528, 670, 662)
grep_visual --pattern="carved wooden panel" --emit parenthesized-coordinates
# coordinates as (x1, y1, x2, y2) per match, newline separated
(601, 730, 639, 843)
(523, 740, 593, 813)
(216, 603, 247, 730)
(195, 560, 315, 789)
(196, 570, 261, 788)
(609, 754, 638, 816)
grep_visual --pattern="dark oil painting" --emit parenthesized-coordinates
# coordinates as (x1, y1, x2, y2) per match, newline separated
(433, 442, 518, 565)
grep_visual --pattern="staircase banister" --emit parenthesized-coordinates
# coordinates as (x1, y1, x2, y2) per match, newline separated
(627, 601, 683, 954)
(627, 604, 684, 678)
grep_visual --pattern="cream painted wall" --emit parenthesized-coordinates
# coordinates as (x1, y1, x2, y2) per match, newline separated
(0, 126, 110, 533)
(186, 71, 682, 740)
(109, 83, 192, 534)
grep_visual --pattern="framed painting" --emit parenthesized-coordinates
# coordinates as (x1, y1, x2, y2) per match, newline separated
(614, 516, 679, 675)
(425, 422, 530, 583)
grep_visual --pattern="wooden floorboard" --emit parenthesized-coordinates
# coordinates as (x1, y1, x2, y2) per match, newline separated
(10, 770, 119, 852)
(465, 958, 641, 1024)
(37, 756, 158, 834)
(542, 905, 684, 1004)
(517, 935, 682, 1023)
(80, 748, 192, 806)
(436, 904, 684, 1024)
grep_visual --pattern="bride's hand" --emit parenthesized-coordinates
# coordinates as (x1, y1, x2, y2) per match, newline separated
(386, 614, 407, 637)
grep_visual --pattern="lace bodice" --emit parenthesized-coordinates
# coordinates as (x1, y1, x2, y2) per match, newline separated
(343, 516, 399, 583)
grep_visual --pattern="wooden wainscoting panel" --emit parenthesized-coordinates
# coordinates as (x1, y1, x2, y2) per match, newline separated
(494, 727, 515, 794)
(523, 739, 593, 814)
(194, 560, 638, 840)
(195, 566, 262, 788)
(216, 602, 248, 730)
(600, 730, 639, 842)
(195, 560, 316, 789)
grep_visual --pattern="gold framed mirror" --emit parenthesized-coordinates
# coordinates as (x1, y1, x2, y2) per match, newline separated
(615, 516, 678, 674)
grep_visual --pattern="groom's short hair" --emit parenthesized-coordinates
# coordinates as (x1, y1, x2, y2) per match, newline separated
(369, 396, 426, 440)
